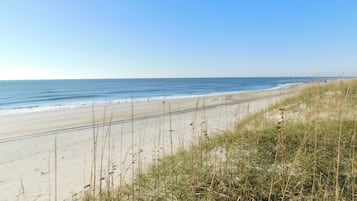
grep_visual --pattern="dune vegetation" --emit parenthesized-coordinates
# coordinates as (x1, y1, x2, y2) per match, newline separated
(80, 79, 357, 201)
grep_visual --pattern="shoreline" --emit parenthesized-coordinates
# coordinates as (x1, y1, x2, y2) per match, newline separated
(0, 85, 301, 141)
(0, 83, 310, 201)
(0, 82, 301, 117)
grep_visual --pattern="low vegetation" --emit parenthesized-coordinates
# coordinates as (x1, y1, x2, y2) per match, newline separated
(81, 79, 357, 200)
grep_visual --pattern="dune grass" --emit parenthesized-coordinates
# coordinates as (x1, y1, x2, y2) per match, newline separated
(80, 79, 357, 201)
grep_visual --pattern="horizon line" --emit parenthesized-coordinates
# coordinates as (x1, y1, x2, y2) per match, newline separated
(0, 75, 352, 81)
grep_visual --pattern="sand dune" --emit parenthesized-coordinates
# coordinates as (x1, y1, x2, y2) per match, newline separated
(0, 86, 301, 201)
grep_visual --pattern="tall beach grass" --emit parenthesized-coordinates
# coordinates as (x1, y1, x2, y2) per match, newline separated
(76, 79, 357, 200)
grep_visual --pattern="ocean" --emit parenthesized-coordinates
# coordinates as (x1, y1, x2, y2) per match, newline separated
(0, 77, 335, 115)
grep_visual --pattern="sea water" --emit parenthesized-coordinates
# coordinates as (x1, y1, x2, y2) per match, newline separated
(0, 77, 336, 115)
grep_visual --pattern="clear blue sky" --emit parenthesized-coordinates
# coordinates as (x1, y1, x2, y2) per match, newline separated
(0, 0, 356, 79)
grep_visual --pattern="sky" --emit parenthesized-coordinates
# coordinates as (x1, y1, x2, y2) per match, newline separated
(0, 0, 356, 80)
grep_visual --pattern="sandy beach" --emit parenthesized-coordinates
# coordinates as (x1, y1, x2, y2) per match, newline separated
(0, 86, 303, 201)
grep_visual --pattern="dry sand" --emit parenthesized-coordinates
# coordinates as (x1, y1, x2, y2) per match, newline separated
(0, 86, 303, 201)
